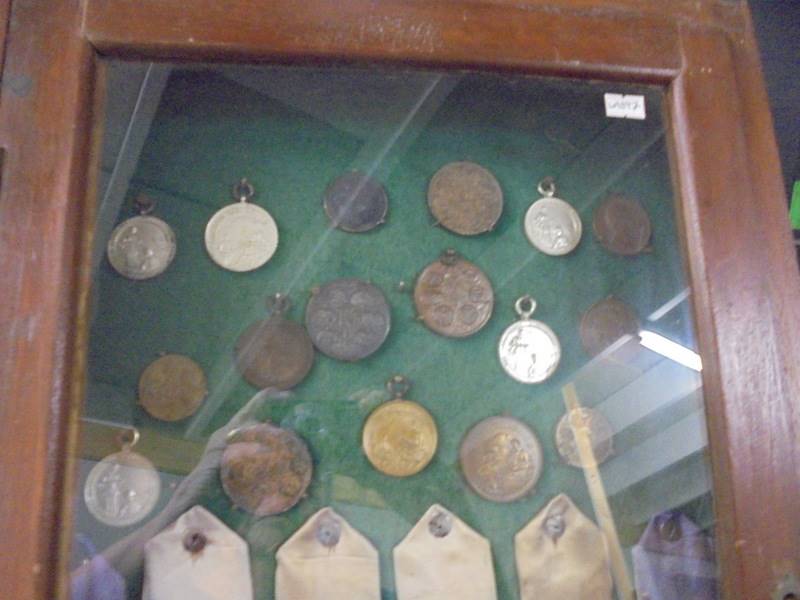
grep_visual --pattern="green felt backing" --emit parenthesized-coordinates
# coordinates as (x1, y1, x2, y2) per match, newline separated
(82, 65, 708, 599)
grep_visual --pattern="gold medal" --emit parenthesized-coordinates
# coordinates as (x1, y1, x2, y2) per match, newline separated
(138, 353, 207, 421)
(362, 376, 438, 477)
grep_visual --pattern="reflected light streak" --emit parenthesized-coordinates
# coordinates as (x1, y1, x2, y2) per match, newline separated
(638, 330, 702, 372)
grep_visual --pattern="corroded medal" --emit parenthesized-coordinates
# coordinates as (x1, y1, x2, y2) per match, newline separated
(234, 294, 315, 390)
(498, 295, 561, 384)
(362, 376, 438, 477)
(427, 161, 503, 235)
(84, 429, 161, 527)
(107, 195, 176, 280)
(323, 171, 388, 233)
(220, 423, 312, 516)
(205, 179, 279, 272)
(459, 416, 543, 503)
(524, 177, 582, 255)
(138, 353, 207, 421)
(414, 249, 494, 338)
(555, 407, 614, 468)
(593, 193, 651, 255)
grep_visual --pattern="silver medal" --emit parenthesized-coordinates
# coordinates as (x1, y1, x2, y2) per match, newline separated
(107, 196, 176, 280)
(84, 429, 161, 527)
(498, 295, 561, 383)
(205, 179, 279, 272)
(524, 177, 582, 256)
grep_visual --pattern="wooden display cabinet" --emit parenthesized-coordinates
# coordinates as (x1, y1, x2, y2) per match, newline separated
(0, 1, 798, 599)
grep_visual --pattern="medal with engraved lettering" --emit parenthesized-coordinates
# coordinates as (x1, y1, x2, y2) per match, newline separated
(220, 422, 312, 516)
(459, 416, 543, 503)
(305, 278, 391, 361)
(555, 407, 614, 468)
(579, 296, 640, 356)
(323, 171, 388, 233)
(498, 295, 561, 384)
(414, 249, 494, 338)
(362, 376, 438, 477)
(84, 429, 161, 527)
(427, 161, 503, 235)
(107, 195, 176, 280)
(138, 353, 207, 421)
(205, 178, 279, 272)
(235, 294, 315, 390)
(593, 193, 652, 255)
(524, 177, 582, 255)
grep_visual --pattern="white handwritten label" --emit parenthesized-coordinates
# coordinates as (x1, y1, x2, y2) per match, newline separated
(604, 93, 646, 120)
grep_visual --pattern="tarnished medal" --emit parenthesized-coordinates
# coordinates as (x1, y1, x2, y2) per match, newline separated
(84, 429, 161, 527)
(498, 295, 561, 384)
(555, 407, 614, 468)
(362, 376, 438, 477)
(323, 171, 388, 233)
(593, 193, 652, 255)
(220, 422, 312, 516)
(205, 179, 279, 272)
(427, 161, 503, 236)
(234, 294, 315, 390)
(305, 278, 391, 361)
(138, 353, 207, 421)
(524, 177, 582, 255)
(107, 195, 176, 280)
(414, 249, 494, 338)
(580, 296, 640, 356)
(459, 416, 543, 503)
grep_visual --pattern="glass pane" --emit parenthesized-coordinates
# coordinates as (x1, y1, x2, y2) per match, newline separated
(70, 61, 718, 600)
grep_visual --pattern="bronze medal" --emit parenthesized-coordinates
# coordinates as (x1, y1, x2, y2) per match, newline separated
(220, 422, 313, 516)
(138, 354, 207, 421)
(592, 193, 652, 255)
(427, 161, 503, 236)
(235, 294, 315, 390)
(414, 249, 494, 338)
(579, 296, 640, 356)
(362, 376, 438, 478)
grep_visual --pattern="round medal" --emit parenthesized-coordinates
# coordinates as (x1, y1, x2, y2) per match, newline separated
(592, 193, 651, 255)
(107, 196, 176, 280)
(414, 249, 494, 338)
(555, 407, 614, 468)
(427, 161, 503, 236)
(205, 179, 279, 272)
(459, 416, 543, 503)
(305, 278, 391, 361)
(138, 354, 207, 421)
(323, 171, 388, 233)
(84, 429, 161, 527)
(524, 177, 582, 256)
(362, 376, 438, 477)
(579, 296, 640, 356)
(498, 295, 561, 384)
(220, 423, 312, 516)
(234, 294, 314, 390)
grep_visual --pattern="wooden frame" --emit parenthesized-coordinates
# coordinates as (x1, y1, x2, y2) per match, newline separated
(0, 1, 797, 598)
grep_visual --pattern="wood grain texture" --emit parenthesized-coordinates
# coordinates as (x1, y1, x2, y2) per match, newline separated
(0, 1, 93, 599)
(667, 21, 800, 600)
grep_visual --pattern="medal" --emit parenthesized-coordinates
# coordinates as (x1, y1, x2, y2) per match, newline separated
(106, 195, 176, 280)
(138, 353, 207, 421)
(427, 161, 503, 236)
(555, 407, 614, 468)
(498, 295, 561, 383)
(593, 193, 652, 255)
(84, 428, 161, 527)
(323, 171, 388, 233)
(524, 177, 582, 255)
(362, 376, 438, 477)
(579, 296, 640, 356)
(414, 249, 494, 338)
(305, 278, 391, 361)
(234, 294, 315, 389)
(220, 422, 312, 516)
(204, 178, 279, 272)
(459, 416, 543, 503)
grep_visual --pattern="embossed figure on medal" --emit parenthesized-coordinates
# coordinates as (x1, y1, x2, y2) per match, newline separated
(524, 177, 582, 256)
